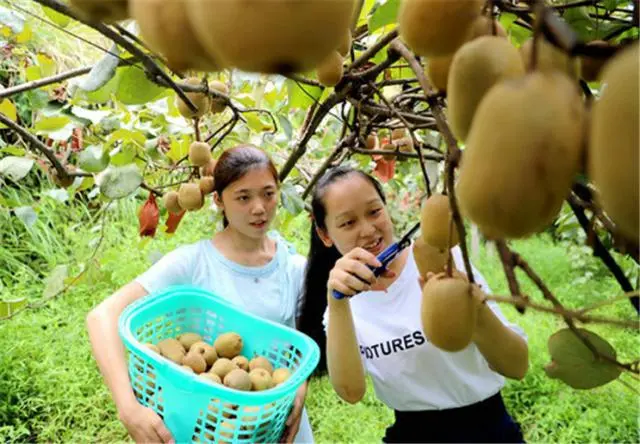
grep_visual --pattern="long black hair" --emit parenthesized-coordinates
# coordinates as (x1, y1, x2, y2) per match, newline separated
(297, 165, 386, 375)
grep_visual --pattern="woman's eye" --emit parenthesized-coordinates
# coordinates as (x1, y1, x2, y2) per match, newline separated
(238, 196, 249, 201)
(340, 220, 354, 228)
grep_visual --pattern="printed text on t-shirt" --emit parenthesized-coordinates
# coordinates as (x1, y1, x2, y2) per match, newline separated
(359, 330, 426, 360)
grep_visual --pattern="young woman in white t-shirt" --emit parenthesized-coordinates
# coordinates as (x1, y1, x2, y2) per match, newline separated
(298, 165, 529, 443)
(86, 145, 314, 444)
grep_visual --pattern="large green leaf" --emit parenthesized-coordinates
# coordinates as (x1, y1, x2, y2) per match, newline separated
(79, 43, 120, 92)
(0, 99, 17, 129)
(71, 106, 111, 125)
(544, 328, 622, 389)
(563, 7, 595, 41)
(78, 145, 110, 173)
(115, 66, 165, 105)
(42, 5, 70, 28)
(368, 0, 400, 33)
(99, 164, 143, 199)
(0, 297, 27, 319)
(287, 79, 323, 110)
(280, 182, 305, 216)
(43, 265, 68, 299)
(0, 156, 34, 181)
(34, 115, 71, 132)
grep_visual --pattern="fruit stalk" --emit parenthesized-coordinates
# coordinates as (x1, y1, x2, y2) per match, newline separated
(495, 240, 526, 314)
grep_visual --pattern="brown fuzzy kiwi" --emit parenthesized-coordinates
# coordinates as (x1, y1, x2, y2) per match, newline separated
(189, 141, 212, 167)
(190, 341, 218, 367)
(580, 40, 611, 82)
(200, 372, 222, 384)
(249, 356, 274, 374)
(426, 55, 454, 91)
(157, 338, 185, 364)
(447, 36, 525, 142)
(176, 77, 211, 119)
(162, 191, 182, 214)
(381, 142, 396, 161)
(365, 133, 379, 150)
(177, 332, 203, 351)
(214, 332, 243, 358)
(316, 51, 344, 87)
(209, 80, 229, 113)
(413, 237, 448, 278)
(421, 273, 480, 352)
(467, 15, 507, 39)
(128, 0, 219, 72)
(457, 71, 585, 239)
(231, 355, 250, 372)
(210, 358, 238, 379)
(249, 368, 273, 391)
(223, 369, 252, 391)
(199, 177, 215, 195)
(337, 29, 352, 57)
(181, 364, 195, 373)
(398, 0, 484, 57)
(420, 194, 459, 250)
(51, 169, 75, 188)
(144, 343, 160, 354)
(200, 159, 217, 177)
(186, 0, 358, 74)
(182, 351, 207, 374)
(177, 183, 204, 211)
(588, 43, 638, 242)
(272, 367, 292, 386)
(520, 38, 580, 80)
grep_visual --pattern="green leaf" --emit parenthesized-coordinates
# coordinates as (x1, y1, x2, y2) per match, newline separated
(562, 7, 595, 41)
(25, 65, 42, 82)
(0, 156, 34, 181)
(78, 145, 110, 173)
(79, 43, 120, 92)
(277, 114, 293, 140)
(166, 137, 190, 163)
(107, 128, 146, 147)
(14, 206, 37, 228)
(368, 0, 400, 33)
(0, 145, 25, 156)
(42, 6, 70, 28)
(0, 6, 24, 33)
(0, 297, 27, 318)
(71, 106, 111, 125)
(34, 115, 71, 132)
(99, 164, 143, 199)
(287, 79, 323, 110)
(0, 99, 17, 129)
(115, 66, 165, 105)
(358, 0, 377, 27)
(36, 54, 56, 78)
(43, 265, 68, 299)
(110, 143, 138, 166)
(544, 328, 622, 389)
(280, 182, 305, 216)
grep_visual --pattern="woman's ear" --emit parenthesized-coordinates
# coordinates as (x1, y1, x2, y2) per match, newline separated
(213, 191, 224, 210)
(315, 225, 334, 248)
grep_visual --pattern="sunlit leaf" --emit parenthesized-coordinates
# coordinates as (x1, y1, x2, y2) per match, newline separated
(34, 116, 71, 132)
(78, 43, 120, 92)
(287, 79, 323, 109)
(78, 145, 110, 173)
(98, 164, 143, 199)
(0, 297, 27, 318)
(16, 23, 32, 43)
(37, 53, 56, 77)
(25, 65, 42, 82)
(0, 6, 24, 33)
(115, 66, 165, 105)
(0, 156, 34, 181)
(166, 137, 190, 163)
(42, 5, 70, 27)
(369, 0, 400, 33)
(277, 114, 293, 140)
(43, 265, 68, 299)
(107, 128, 146, 147)
(14, 206, 37, 228)
(71, 106, 111, 125)
(44, 188, 69, 203)
(0, 145, 25, 156)
(0, 99, 17, 129)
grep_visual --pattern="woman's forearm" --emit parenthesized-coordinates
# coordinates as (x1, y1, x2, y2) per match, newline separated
(86, 282, 148, 415)
(326, 295, 366, 404)
(472, 303, 529, 380)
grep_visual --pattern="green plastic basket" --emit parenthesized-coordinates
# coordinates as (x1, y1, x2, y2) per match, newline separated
(118, 285, 320, 443)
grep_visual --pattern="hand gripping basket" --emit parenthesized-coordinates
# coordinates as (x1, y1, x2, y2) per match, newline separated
(118, 285, 320, 443)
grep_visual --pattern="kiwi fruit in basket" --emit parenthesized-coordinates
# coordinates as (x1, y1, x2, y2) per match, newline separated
(157, 338, 186, 364)
(177, 332, 203, 351)
(200, 372, 222, 384)
(223, 368, 252, 391)
(272, 367, 292, 386)
(191, 341, 218, 367)
(214, 332, 244, 358)
(249, 368, 273, 391)
(210, 358, 238, 379)
(249, 355, 273, 374)
(144, 343, 160, 354)
(231, 355, 250, 372)
(183, 351, 207, 374)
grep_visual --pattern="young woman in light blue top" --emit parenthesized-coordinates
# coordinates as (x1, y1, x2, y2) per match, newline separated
(86, 144, 313, 444)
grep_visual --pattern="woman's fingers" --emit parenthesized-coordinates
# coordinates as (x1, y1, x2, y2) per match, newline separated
(346, 247, 382, 269)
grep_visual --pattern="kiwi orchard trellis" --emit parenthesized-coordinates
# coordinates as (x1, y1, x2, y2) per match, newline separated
(0, 0, 637, 391)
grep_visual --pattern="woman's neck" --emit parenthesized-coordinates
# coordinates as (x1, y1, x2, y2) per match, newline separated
(212, 227, 276, 267)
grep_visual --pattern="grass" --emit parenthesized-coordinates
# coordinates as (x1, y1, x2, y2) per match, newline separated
(0, 194, 638, 443)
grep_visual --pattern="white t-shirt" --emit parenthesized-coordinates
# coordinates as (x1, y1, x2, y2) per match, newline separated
(323, 244, 527, 412)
